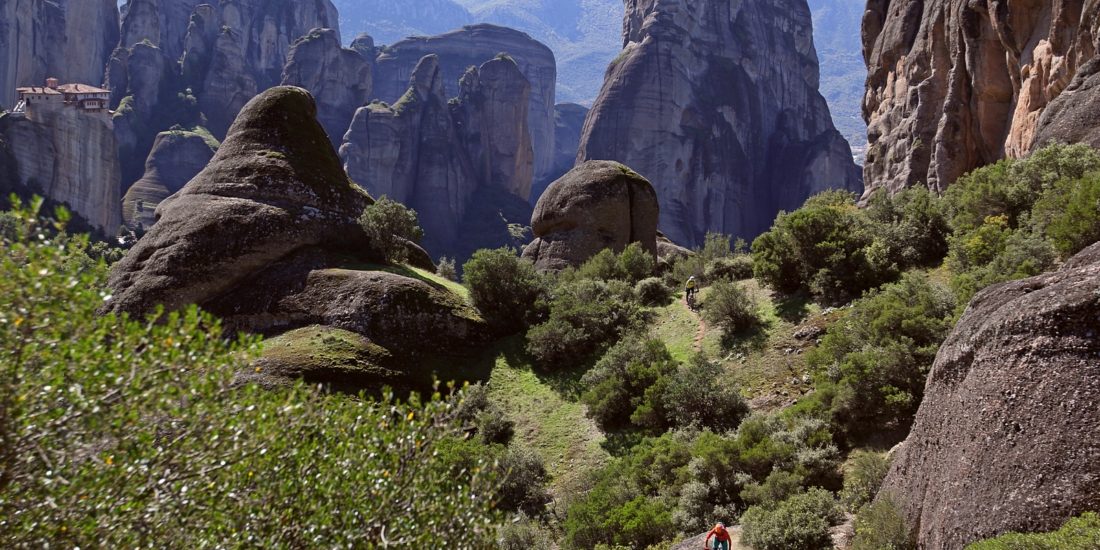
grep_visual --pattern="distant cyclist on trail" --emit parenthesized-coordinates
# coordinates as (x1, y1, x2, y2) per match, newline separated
(685, 276, 699, 303)
(704, 522, 732, 550)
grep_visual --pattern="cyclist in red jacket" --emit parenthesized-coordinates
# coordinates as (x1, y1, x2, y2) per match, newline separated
(704, 522, 732, 550)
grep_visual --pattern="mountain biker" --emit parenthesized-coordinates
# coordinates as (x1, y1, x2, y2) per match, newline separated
(704, 522, 732, 550)
(685, 276, 698, 302)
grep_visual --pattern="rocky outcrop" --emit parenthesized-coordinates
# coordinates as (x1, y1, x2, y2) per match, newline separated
(0, 107, 121, 236)
(280, 28, 372, 146)
(862, 0, 1100, 196)
(122, 129, 218, 230)
(341, 54, 534, 259)
(536, 102, 588, 202)
(578, 0, 862, 247)
(522, 161, 658, 271)
(877, 241, 1100, 548)
(372, 24, 557, 186)
(1035, 57, 1100, 151)
(106, 87, 489, 391)
(0, 0, 119, 108)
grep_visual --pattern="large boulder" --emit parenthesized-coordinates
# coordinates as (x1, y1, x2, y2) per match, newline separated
(522, 160, 658, 271)
(122, 128, 218, 230)
(877, 241, 1100, 548)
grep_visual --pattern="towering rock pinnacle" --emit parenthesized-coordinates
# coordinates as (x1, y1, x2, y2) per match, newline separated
(281, 28, 372, 146)
(577, 0, 862, 247)
(862, 0, 1100, 196)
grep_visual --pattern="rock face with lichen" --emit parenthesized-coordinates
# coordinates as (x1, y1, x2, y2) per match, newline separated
(106, 86, 490, 392)
(122, 129, 218, 230)
(862, 0, 1100, 196)
(371, 24, 557, 187)
(522, 160, 658, 271)
(341, 54, 534, 260)
(877, 241, 1100, 548)
(280, 27, 372, 146)
(578, 0, 862, 247)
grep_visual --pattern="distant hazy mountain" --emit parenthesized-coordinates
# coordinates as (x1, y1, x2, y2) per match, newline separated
(333, 0, 622, 105)
(808, 0, 868, 162)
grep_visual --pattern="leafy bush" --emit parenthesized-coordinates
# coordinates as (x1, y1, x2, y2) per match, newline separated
(740, 470, 807, 508)
(702, 278, 761, 333)
(0, 198, 501, 547)
(706, 254, 755, 281)
(701, 232, 734, 262)
(850, 496, 915, 550)
(436, 256, 457, 280)
(499, 515, 555, 550)
(658, 354, 749, 433)
(664, 253, 706, 290)
(580, 337, 679, 432)
(463, 247, 547, 332)
(965, 512, 1100, 550)
(1031, 171, 1100, 258)
(576, 243, 656, 284)
(866, 186, 951, 268)
(740, 488, 844, 550)
(525, 279, 643, 368)
(496, 446, 552, 517)
(359, 196, 425, 263)
(807, 272, 955, 442)
(840, 451, 891, 511)
(635, 276, 673, 306)
(618, 242, 658, 283)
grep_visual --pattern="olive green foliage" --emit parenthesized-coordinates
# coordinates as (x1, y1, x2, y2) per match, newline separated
(565, 415, 840, 544)
(850, 496, 915, 550)
(576, 243, 656, 284)
(463, 247, 548, 332)
(840, 451, 891, 511)
(659, 354, 749, 433)
(359, 196, 425, 263)
(525, 279, 643, 368)
(580, 337, 679, 432)
(866, 186, 952, 268)
(499, 515, 555, 550)
(805, 273, 955, 442)
(945, 143, 1100, 304)
(966, 512, 1100, 550)
(635, 277, 673, 306)
(706, 255, 755, 281)
(702, 278, 761, 333)
(740, 488, 845, 550)
(0, 198, 501, 546)
(436, 256, 457, 281)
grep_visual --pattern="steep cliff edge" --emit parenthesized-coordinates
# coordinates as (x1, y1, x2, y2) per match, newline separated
(372, 24, 557, 188)
(577, 0, 862, 247)
(0, 0, 119, 108)
(877, 241, 1100, 548)
(862, 0, 1100, 196)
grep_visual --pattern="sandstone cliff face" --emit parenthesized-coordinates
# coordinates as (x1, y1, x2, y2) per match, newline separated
(372, 24, 557, 187)
(522, 161, 658, 271)
(0, 109, 121, 235)
(122, 129, 218, 230)
(0, 0, 119, 108)
(106, 86, 489, 392)
(863, 0, 1100, 196)
(537, 102, 589, 201)
(341, 54, 534, 259)
(578, 0, 862, 247)
(878, 241, 1100, 548)
(281, 28, 372, 146)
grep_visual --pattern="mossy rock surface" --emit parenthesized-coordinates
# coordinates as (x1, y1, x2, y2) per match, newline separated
(246, 326, 408, 393)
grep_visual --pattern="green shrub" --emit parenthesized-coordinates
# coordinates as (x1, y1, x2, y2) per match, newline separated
(436, 256, 457, 280)
(635, 276, 673, 306)
(966, 512, 1100, 550)
(618, 242, 657, 283)
(807, 272, 955, 442)
(665, 253, 706, 290)
(1031, 171, 1100, 258)
(496, 446, 551, 517)
(706, 254, 755, 282)
(658, 354, 749, 432)
(359, 196, 425, 263)
(701, 232, 734, 263)
(866, 186, 951, 268)
(850, 496, 915, 550)
(840, 451, 891, 511)
(499, 515, 554, 550)
(576, 243, 657, 284)
(740, 488, 844, 550)
(580, 337, 679, 432)
(702, 278, 760, 333)
(0, 198, 501, 546)
(576, 248, 624, 281)
(740, 470, 807, 508)
(525, 279, 643, 368)
(463, 247, 547, 332)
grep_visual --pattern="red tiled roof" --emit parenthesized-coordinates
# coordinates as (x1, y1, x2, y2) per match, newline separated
(56, 83, 110, 94)
(16, 87, 62, 95)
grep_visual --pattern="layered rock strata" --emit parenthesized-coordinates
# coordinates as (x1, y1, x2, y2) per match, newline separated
(371, 24, 557, 186)
(862, 0, 1100, 196)
(578, 0, 862, 247)
(522, 161, 658, 271)
(878, 241, 1100, 548)
(106, 87, 489, 391)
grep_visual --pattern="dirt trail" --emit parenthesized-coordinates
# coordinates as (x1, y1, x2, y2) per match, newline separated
(686, 296, 707, 352)
(672, 527, 747, 550)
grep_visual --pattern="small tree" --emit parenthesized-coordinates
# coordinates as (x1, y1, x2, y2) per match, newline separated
(359, 196, 424, 263)
(436, 256, 457, 281)
(463, 247, 547, 331)
(702, 279, 760, 333)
